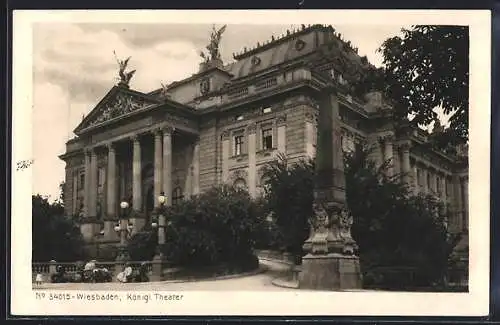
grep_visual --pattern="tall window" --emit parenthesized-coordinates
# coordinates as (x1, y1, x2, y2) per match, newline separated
(262, 128, 273, 150)
(234, 135, 244, 156)
(78, 172, 85, 190)
(417, 169, 422, 185)
(172, 187, 184, 206)
(436, 176, 442, 195)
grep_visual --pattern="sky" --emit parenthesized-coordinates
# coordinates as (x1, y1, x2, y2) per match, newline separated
(32, 23, 406, 201)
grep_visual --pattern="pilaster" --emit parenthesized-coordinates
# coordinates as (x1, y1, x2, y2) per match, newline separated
(247, 123, 257, 197)
(221, 130, 230, 183)
(276, 114, 287, 154)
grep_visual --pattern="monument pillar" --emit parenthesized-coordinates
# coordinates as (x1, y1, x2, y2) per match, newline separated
(298, 88, 362, 290)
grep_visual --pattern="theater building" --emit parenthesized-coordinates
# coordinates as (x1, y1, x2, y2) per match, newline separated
(59, 24, 468, 258)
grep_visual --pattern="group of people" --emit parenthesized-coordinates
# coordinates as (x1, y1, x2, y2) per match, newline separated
(34, 261, 150, 285)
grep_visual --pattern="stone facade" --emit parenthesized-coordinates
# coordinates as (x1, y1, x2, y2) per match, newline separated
(59, 24, 468, 259)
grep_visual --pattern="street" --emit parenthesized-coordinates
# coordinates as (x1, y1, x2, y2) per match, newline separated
(33, 259, 294, 291)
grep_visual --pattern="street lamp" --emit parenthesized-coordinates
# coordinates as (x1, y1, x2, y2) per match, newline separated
(115, 199, 132, 262)
(151, 192, 167, 280)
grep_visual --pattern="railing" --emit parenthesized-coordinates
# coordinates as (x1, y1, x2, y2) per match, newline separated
(254, 78, 278, 91)
(32, 260, 155, 282)
(227, 87, 249, 99)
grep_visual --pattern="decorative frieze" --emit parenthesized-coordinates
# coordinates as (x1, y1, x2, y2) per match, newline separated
(87, 93, 151, 128)
(247, 123, 257, 134)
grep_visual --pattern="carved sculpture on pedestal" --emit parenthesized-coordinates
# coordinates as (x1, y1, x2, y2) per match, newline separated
(298, 87, 362, 290)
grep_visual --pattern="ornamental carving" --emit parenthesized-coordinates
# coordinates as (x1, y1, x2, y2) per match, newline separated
(221, 130, 230, 140)
(276, 114, 287, 126)
(311, 203, 330, 234)
(247, 123, 257, 134)
(251, 56, 261, 66)
(87, 93, 150, 128)
(200, 77, 211, 95)
(295, 39, 306, 51)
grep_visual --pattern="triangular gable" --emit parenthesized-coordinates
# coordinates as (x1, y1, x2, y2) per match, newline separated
(74, 86, 162, 134)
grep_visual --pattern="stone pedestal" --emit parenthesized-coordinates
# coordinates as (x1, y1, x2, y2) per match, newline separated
(299, 253, 362, 290)
(150, 254, 166, 282)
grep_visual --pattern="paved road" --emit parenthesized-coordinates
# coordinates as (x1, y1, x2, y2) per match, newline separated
(34, 259, 294, 291)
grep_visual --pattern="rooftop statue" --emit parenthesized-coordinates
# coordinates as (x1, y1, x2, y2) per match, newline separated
(114, 50, 136, 86)
(199, 24, 227, 63)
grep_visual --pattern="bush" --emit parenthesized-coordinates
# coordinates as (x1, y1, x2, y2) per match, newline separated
(161, 185, 261, 271)
(127, 226, 158, 261)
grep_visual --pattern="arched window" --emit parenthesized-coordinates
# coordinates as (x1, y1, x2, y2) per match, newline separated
(172, 187, 184, 206)
(233, 178, 247, 190)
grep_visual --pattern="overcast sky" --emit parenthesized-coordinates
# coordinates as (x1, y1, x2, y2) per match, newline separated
(32, 23, 405, 201)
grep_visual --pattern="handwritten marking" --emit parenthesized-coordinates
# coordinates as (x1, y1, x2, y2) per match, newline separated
(16, 159, 34, 171)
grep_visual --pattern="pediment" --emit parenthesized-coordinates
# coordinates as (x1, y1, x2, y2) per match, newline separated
(75, 86, 161, 134)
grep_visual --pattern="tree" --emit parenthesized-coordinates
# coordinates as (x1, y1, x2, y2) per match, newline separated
(261, 153, 314, 264)
(32, 195, 86, 262)
(344, 147, 461, 288)
(161, 185, 261, 271)
(362, 26, 469, 144)
(260, 148, 461, 288)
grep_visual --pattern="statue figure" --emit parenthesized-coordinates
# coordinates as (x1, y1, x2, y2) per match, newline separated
(160, 82, 170, 99)
(312, 203, 329, 234)
(114, 51, 136, 86)
(199, 24, 227, 63)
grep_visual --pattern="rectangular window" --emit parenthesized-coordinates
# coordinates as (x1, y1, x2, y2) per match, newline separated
(262, 128, 273, 150)
(417, 169, 422, 185)
(436, 176, 442, 194)
(262, 106, 272, 114)
(234, 135, 244, 156)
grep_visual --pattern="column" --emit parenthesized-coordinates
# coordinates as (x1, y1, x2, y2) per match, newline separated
(401, 143, 411, 185)
(277, 114, 287, 154)
(248, 123, 257, 197)
(440, 175, 447, 213)
(163, 127, 173, 206)
(413, 165, 419, 195)
(153, 129, 163, 208)
(461, 177, 468, 230)
(221, 130, 230, 183)
(72, 172, 78, 215)
(105, 142, 117, 238)
(452, 174, 463, 231)
(185, 148, 193, 198)
(192, 140, 200, 195)
(89, 147, 98, 218)
(83, 149, 91, 217)
(132, 135, 142, 211)
(106, 142, 117, 217)
(383, 135, 394, 177)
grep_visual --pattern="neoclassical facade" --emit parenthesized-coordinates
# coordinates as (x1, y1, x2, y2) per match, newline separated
(60, 24, 468, 257)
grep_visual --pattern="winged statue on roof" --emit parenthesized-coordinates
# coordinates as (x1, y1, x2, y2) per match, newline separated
(114, 50, 136, 86)
(199, 24, 227, 63)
